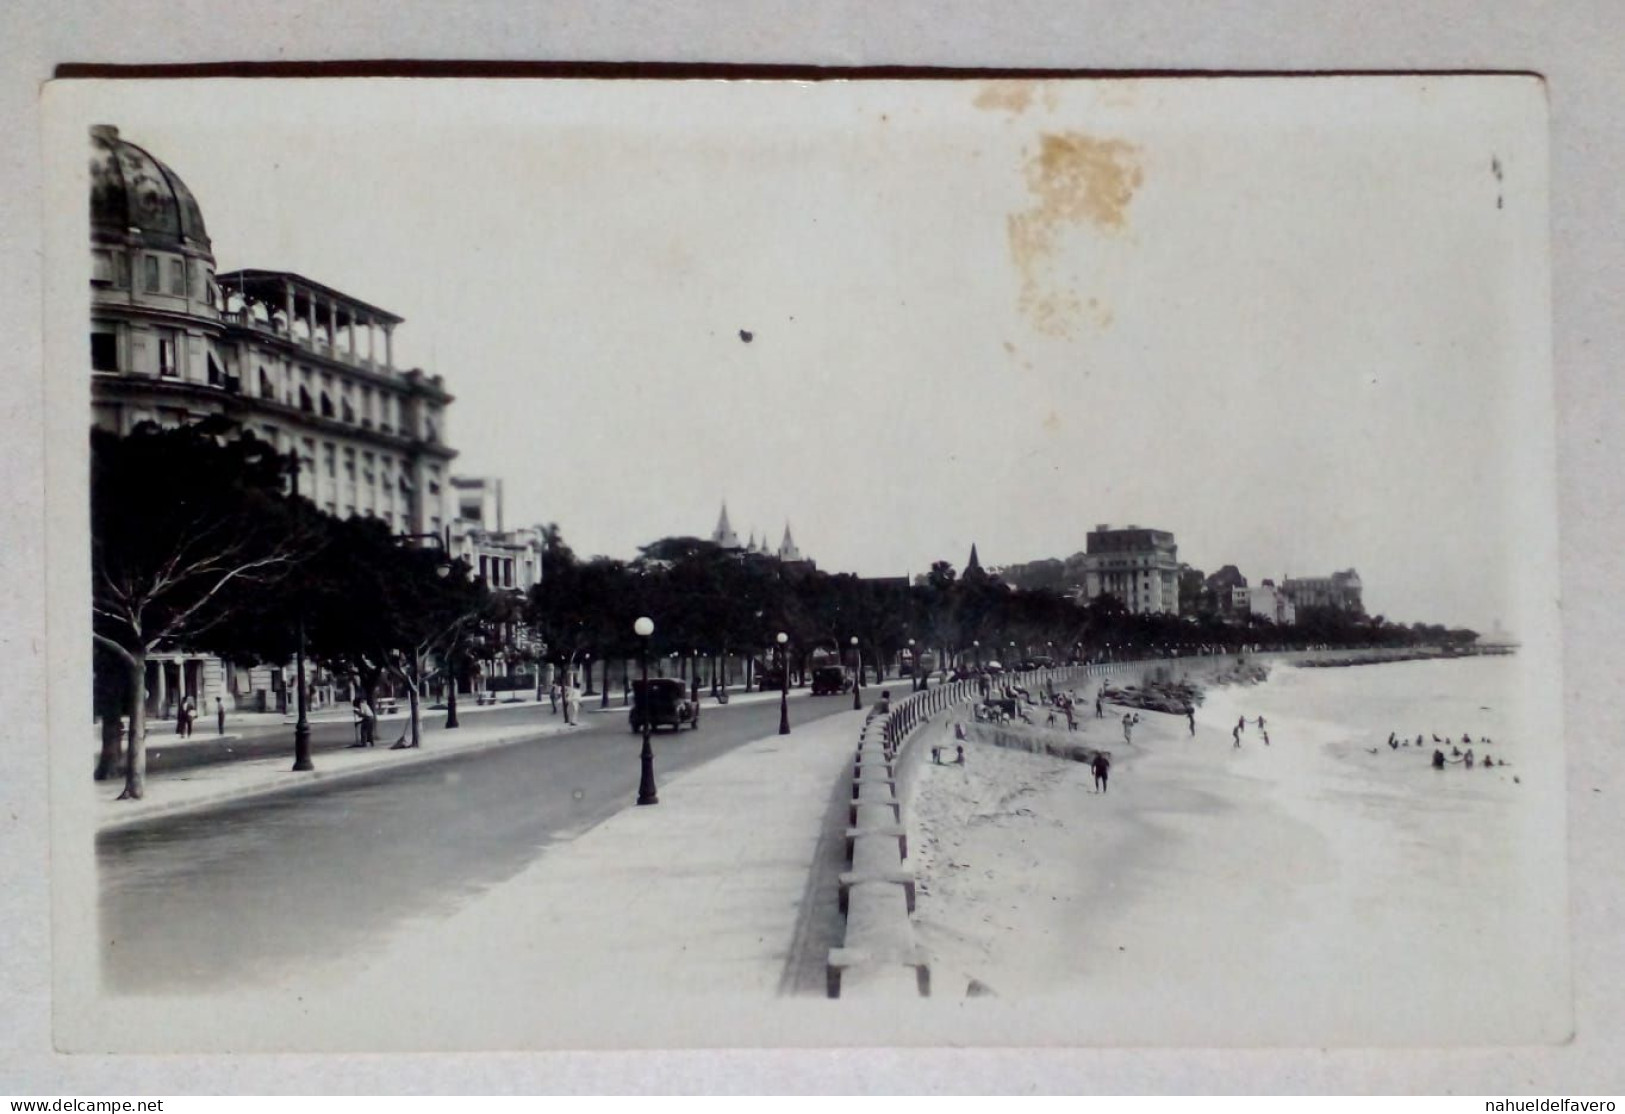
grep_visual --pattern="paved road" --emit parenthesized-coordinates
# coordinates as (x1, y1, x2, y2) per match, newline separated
(97, 689, 856, 993)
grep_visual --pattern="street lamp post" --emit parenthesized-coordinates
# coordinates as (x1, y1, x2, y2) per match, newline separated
(691, 650, 701, 704)
(850, 636, 863, 711)
(292, 618, 313, 771)
(634, 616, 658, 806)
(777, 631, 791, 735)
(974, 640, 981, 669)
(440, 556, 460, 729)
(444, 646, 461, 728)
(288, 452, 314, 772)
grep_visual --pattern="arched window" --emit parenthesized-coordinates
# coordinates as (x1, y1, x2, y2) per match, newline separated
(320, 393, 335, 419)
(299, 386, 314, 413)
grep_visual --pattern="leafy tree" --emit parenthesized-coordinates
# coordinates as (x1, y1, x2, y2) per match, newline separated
(253, 514, 490, 747)
(91, 420, 316, 800)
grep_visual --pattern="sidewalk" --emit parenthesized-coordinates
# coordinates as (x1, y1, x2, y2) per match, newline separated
(94, 692, 554, 747)
(96, 715, 582, 832)
(286, 707, 870, 1041)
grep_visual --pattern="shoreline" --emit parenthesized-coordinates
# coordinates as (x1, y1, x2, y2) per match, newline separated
(902, 655, 1566, 1043)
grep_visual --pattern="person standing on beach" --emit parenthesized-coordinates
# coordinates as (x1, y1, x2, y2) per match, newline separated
(1095, 695, 1104, 719)
(1091, 751, 1111, 793)
(1236, 715, 1246, 737)
(1187, 709, 1196, 737)
(1122, 713, 1133, 744)
(1233, 723, 1242, 748)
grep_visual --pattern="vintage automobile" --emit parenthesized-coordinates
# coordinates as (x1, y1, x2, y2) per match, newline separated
(629, 678, 701, 733)
(810, 664, 853, 695)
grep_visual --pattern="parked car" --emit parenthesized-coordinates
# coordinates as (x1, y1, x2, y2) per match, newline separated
(810, 665, 852, 695)
(629, 678, 701, 733)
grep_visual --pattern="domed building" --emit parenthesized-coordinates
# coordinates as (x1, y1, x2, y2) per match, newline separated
(89, 125, 459, 715)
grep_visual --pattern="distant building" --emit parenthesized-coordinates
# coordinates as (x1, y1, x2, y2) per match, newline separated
(1205, 565, 1249, 617)
(1177, 565, 1207, 616)
(1282, 569, 1364, 614)
(1000, 557, 1066, 592)
(705, 503, 814, 569)
(449, 476, 543, 593)
(1245, 579, 1296, 625)
(1081, 525, 1181, 615)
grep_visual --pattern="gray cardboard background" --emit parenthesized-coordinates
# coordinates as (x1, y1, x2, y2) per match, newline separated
(2, 1, 1621, 1094)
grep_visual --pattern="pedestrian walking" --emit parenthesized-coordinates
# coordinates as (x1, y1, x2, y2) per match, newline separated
(215, 696, 225, 736)
(1095, 696, 1104, 719)
(954, 745, 966, 766)
(180, 696, 196, 738)
(1187, 709, 1195, 736)
(1257, 716, 1267, 731)
(351, 695, 375, 747)
(1233, 724, 1242, 748)
(1065, 705, 1077, 732)
(565, 683, 583, 726)
(1091, 750, 1111, 793)
(1122, 713, 1134, 745)
(1236, 715, 1246, 736)
(549, 682, 560, 714)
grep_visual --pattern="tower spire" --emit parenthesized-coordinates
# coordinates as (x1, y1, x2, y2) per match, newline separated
(712, 501, 739, 549)
(779, 522, 801, 562)
(967, 542, 982, 573)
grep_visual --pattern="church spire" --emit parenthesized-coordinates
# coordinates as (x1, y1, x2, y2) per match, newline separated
(779, 522, 802, 562)
(966, 542, 982, 573)
(712, 501, 739, 549)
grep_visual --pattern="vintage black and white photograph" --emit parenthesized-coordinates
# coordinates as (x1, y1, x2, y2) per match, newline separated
(42, 74, 1565, 1051)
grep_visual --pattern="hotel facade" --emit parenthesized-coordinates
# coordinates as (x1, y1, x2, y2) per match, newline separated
(89, 124, 457, 715)
(1080, 525, 1182, 616)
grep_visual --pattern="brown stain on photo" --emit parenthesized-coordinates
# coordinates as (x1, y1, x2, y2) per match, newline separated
(974, 81, 1038, 115)
(1042, 409, 1063, 434)
(1008, 132, 1142, 338)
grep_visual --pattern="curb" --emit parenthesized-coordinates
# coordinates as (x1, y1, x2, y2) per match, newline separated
(97, 722, 580, 834)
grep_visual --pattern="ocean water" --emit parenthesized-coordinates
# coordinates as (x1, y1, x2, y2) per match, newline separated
(1191, 653, 1570, 1043)
(1219, 654, 1520, 751)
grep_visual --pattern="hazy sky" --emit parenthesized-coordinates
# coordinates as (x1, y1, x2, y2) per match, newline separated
(54, 77, 1552, 631)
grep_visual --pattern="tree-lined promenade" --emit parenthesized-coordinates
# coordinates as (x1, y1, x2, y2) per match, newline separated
(92, 420, 1481, 800)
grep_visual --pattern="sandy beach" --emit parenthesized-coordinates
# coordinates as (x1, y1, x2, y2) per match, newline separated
(906, 656, 1569, 1045)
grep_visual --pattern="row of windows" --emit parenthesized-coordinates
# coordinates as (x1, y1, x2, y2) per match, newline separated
(253, 361, 423, 437)
(478, 555, 517, 589)
(93, 324, 430, 440)
(92, 249, 216, 305)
